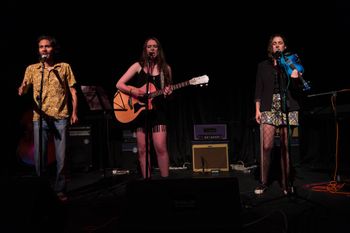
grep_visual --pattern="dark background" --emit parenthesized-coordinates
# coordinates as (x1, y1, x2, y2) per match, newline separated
(2, 1, 349, 175)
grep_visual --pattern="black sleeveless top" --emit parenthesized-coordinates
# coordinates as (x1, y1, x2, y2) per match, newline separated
(132, 69, 168, 128)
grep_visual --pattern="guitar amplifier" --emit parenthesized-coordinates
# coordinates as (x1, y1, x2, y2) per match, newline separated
(67, 125, 92, 172)
(193, 124, 227, 140)
(192, 141, 229, 172)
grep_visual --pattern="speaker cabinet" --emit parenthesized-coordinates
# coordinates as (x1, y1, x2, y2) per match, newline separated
(121, 177, 242, 231)
(4, 177, 63, 232)
(192, 141, 229, 172)
(67, 125, 92, 172)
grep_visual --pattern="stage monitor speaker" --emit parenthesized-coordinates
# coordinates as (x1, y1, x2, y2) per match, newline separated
(120, 177, 242, 232)
(3, 177, 64, 232)
(192, 142, 229, 172)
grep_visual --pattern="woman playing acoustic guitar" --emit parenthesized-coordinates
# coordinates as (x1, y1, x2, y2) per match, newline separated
(116, 37, 173, 179)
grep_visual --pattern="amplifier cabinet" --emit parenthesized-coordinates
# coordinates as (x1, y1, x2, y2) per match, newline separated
(192, 142, 229, 172)
(67, 125, 92, 172)
(193, 124, 227, 140)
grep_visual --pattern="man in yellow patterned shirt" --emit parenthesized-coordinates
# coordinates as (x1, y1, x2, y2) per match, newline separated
(18, 35, 78, 202)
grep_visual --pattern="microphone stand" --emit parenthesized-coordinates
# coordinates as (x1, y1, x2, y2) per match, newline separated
(307, 89, 350, 183)
(144, 58, 153, 180)
(276, 57, 295, 194)
(37, 59, 45, 177)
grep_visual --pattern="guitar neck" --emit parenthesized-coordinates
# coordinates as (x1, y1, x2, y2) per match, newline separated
(149, 80, 190, 98)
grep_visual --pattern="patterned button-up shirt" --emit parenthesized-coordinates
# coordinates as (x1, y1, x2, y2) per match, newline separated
(23, 62, 77, 121)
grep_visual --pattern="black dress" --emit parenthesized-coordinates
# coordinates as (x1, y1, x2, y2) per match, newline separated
(132, 69, 168, 129)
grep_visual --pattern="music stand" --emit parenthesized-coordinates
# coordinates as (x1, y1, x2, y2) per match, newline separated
(81, 85, 113, 112)
(81, 85, 114, 177)
(81, 85, 130, 198)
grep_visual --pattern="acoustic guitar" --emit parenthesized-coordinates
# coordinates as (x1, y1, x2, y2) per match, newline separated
(113, 75, 209, 123)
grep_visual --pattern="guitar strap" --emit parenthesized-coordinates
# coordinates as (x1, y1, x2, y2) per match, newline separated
(160, 70, 165, 89)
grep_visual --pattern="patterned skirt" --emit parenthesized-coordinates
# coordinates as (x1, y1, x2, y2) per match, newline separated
(261, 94, 299, 126)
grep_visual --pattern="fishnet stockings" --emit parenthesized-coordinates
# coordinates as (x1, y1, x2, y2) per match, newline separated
(260, 124, 291, 190)
(260, 124, 275, 185)
(279, 127, 291, 190)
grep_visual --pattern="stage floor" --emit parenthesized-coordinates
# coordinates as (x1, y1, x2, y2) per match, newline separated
(3, 164, 350, 233)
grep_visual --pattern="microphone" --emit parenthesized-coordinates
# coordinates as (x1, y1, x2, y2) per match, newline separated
(273, 50, 282, 59)
(40, 54, 48, 62)
(148, 52, 155, 60)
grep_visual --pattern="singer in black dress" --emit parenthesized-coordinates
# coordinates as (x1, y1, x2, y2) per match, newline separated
(116, 37, 173, 179)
